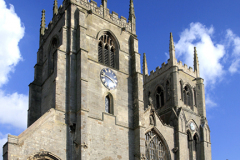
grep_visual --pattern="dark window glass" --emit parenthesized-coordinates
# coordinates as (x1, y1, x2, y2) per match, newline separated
(105, 96, 110, 113)
(156, 87, 164, 109)
(110, 48, 114, 68)
(104, 45, 109, 66)
(98, 42, 103, 63)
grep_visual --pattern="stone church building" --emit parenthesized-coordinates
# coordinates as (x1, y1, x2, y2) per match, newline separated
(2, 0, 212, 159)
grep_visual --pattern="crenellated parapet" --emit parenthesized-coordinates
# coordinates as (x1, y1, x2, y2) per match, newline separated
(40, 0, 133, 46)
(176, 60, 197, 77)
(40, 5, 65, 46)
(145, 59, 198, 83)
(76, 0, 132, 31)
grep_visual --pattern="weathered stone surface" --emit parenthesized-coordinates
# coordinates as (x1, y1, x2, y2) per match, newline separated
(3, 0, 211, 160)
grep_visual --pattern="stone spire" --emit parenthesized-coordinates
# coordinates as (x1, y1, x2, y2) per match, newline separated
(194, 47, 200, 77)
(129, 0, 135, 21)
(53, 0, 58, 15)
(169, 32, 176, 65)
(102, 0, 107, 8)
(40, 10, 46, 36)
(128, 0, 136, 34)
(143, 53, 148, 82)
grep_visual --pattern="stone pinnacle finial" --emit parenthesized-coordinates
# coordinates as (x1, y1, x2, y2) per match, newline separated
(143, 53, 148, 82)
(53, 0, 58, 15)
(40, 10, 46, 36)
(129, 0, 135, 21)
(169, 32, 176, 65)
(194, 47, 200, 77)
(102, 0, 107, 8)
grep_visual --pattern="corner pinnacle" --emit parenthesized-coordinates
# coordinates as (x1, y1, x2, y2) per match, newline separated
(53, 0, 58, 15)
(169, 32, 176, 65)
(40, 10, 46, 36)
(143, 53, 148, 82)
(194, 47, 200, 77)
(129, 0, 135, 21)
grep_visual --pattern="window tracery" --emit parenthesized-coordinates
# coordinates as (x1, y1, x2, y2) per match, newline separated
(98, 33, 117, 68)
(183, 85, 192, 107)
(145, 130, 166, 160)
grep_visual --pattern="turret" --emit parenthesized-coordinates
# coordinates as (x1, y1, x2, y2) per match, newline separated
(128, 0, 136, 34)
(169, 32, 176, 66)
(194, 47, 200, 78)
(53, 0, 58, 15)
(143, 53, 148, 82)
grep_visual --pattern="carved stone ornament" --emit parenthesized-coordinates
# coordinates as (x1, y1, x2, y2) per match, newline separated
(172, 147, 179, 153)
(141, 154, 146, 160)
(27, 151, 61, 160)
(81, 142, 88, 149)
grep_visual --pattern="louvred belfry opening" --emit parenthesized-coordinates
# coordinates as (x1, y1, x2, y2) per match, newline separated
(98, 32, 117, 69)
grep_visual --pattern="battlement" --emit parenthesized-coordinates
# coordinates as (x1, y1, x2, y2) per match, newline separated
(41, 5, 65, 45)
(145, 59, 197, 83)
(41, 0, 132, 45)
(77, 0, 132, 31)
(145, 60, 171, 82)
(176, 60, 196, 77)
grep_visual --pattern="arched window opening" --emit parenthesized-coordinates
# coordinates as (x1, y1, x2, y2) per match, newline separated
(193, 134, 199, 160)
(156, 87, 164, 109)
(98, 42, 103, 63)
(145, 130, 167, 160)
(104, 45, 109, 65)
(48, 37, 58, 75)
(27, 151, 61, 160)
(98, 32, 118, 69)
(105, 95, 110, 113)
(166, 80, 170, 100)
(180, 81, 183, 101)
(52, 38, 58, 48)
(183, 86, 192, 107)
(187, 131, 192, 160)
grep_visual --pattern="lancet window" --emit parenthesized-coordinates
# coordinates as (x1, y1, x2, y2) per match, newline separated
(98, 33, 117, 69)
(183, 85, 192, 107)
(145, 130, 167, 160)
(105, 94, 113, 114)
(156, 87, 164, 109)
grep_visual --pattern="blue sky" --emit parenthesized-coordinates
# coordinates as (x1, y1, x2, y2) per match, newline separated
(0, 0, 239, 159)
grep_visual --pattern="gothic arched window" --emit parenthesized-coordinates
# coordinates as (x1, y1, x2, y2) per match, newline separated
(98, 42, 103, 63)
(48, 37, 58, 75)
(156, 87, 164, 109)
(105, 95, 110, 113)
(145, 130, 167, 160)
(183, 86, 192, 107)
(98, 32, 117, 69)
(166, 80, 170, 101)
(105, 94, 113, 114)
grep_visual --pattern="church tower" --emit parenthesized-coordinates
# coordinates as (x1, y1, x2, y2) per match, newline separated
(2, 1, 212, 160)
(143, 33, 211, 160)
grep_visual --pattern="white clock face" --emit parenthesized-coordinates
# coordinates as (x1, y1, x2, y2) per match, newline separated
(190, 122, 195, 131)
(100, 68, 118, 90)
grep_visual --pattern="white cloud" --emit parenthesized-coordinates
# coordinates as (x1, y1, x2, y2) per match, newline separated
(0, 0, 24, 87)
(226, 29, 240, 73)
(0, 90, 28, 129)
(175, 22, 226, 86)
(0, 0, 28, 130)
(205, 95, 217, 109)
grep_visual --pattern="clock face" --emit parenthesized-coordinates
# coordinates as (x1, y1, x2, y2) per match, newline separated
(190, 122, 195, 131)
(100, 68, 118, 90)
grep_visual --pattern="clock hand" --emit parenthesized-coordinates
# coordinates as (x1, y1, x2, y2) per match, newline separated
(105, 75, 115, 83)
